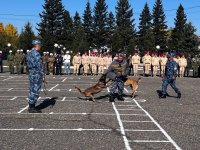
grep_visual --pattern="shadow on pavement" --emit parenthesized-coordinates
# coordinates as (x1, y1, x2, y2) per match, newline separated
(36, 97, 58, 110)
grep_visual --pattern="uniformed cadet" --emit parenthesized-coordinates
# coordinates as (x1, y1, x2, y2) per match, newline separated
(107, 51, 129, 102)
(14, 50, 21, 74)
(48, 53, 55, 75)
(72, 52, 81, 75)
(55, 53, 63, 75)
(90, 52, 97, 76)
(82, 52, 89, 76)
(98, 54, 105, 75)
(7, 50, 15, 74)
(160, 53, 168, 77)
(105, 53, 113, 69)
(0, 51, 3, 73)
(63, 51, 71, 75)
(19, 49, 25, 74)
(25, 50, 30, 74)
(179, 54, 187, 78)
(132, 51, 140, 77)
(185, 54, 192, 77)
(42, 52, 49, 75)
(151, 52, 160, 77)
(174, 55, 180, 76)
(192, 55, 200, 77)
(26, 40, 44, 113)
(142, 51, 151, 76)
(160, 51, 181, 99)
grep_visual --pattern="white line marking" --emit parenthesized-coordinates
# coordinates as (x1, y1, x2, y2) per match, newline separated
(18, 105, 29, 114)
(28, 128, 34, 131)
(122, 120, 153, 123)
(118, 109, 142, 111)
(117, 105, 137, 107)
(107, 87, 110, 92)
(61, 97, 66, 101)
(62, 77, 67, 82)
(124, 88, 129, 93)
(133, 99, 182, 150)
(10, 97, 17, 101)
(2, 77, 14, 81)
(124, 129, 160, 132)
(112, 103, 131, 150)
(69, 89, 72, 92)
(0, 128, 113, 131)
(49, 84, 59, 91)
(8, 88, 13, 91)
(129, 140, 170, 143)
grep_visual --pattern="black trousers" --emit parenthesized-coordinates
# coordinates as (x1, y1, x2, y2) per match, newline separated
(0, 61, 3, 73)
(56, 64, 62, 75)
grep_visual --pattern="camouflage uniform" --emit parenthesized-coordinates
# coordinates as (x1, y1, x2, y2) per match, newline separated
(7, 53, 15, 74)
(48, 54, 55, 75)
(192, 55, 200, 77)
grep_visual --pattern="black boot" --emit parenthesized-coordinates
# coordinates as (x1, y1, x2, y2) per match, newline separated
(118, 95, 124, 101)
(159, 94, 166, 99)
(109, 95, 115, 102)
(177, 93, 181, 99)
(28, 104, 42, 113)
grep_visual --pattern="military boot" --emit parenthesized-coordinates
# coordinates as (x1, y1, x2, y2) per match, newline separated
(117, 95, 124, 101)
(177, 93, 181, 99)
(28, 104, 42, 113)
(159, 94, 166, 99)
(109, 95, 115, 102)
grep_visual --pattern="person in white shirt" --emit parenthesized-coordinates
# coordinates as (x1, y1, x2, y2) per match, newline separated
(63, 51, 71, 75)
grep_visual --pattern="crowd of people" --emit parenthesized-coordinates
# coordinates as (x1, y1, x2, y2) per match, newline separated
(1, 48, 200, 78)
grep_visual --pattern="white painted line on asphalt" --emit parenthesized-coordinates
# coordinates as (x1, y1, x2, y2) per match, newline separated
(28, 128, 34, 131)
(129, 140, 170, 143)
(133, 99, 182, 150)
(117, 105, 137, 107)
(124, 129, 160, 132)
(124, 88, 129, 93)
(69, 89, 72, 92)
(17, 105, 29, 114)
(61, 97, 66, 101)
(122, 120, 153, 123)
(0, 128, 113, 131)
(118, 109, 142, 111)
(10, 97, 17, 101)
(107, 87, 110, 92)
(112, 102, 131, 150)
(8, 88, 13, 91)
(2, 76, 14, 81)
(49, 84, 59, 91)
(61, 77, 68, 82)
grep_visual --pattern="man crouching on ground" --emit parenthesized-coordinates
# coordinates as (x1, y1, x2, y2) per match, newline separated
(26, 40, 44, 113)
(107, 50, 129, 102)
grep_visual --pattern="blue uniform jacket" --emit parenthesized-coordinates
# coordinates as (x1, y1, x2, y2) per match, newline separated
(165, 60, 178, 78)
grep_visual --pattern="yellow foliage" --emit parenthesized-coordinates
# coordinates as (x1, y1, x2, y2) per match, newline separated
(0, 22, 4, 33)
(4, 23, 18, 37)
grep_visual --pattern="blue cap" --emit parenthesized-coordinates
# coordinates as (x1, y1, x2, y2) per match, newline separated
(167, 51, 176, 58)
(32, 40, 41, 46)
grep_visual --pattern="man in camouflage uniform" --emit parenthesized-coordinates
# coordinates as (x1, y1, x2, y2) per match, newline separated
(160, 51, 181, 99)
(42, 52, 49, 75)
(107, 51, 129, 102)
(26, 40, 44, 113)
(0, 51, 3, 73)
(14, 50, 21, 74)
(185, 54, 192, 77)
(7, 50, 15, 74)
(48, 53, 55, 75)
(192, 55, 200, 78)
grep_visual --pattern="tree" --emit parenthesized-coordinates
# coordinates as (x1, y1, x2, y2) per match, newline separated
(73, 11, 82, 35)
(170, 4, 187, 51)
(19, 22, 35, 50)
(61, 10, 73, 49)
(0, 22, 5, 49)
(152, 0, 167, 49)
(107, 12, 116, 49)
(37, 0, 65, 52)
(114, 0, 136, 53)
(93, 0, 108, 48)
(83, 1, 93, 48)
(183, 22, 198, 54)
(0, 22, 4, 33)
(138, 3, 154, 54)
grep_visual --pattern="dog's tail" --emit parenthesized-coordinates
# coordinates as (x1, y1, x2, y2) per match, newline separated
(137, 76, 142, 83)
(75, 86, 84, 95)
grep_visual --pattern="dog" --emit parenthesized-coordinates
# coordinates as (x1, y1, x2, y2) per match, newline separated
(75, 74, 112, 102)
(124, 76, 141, 98)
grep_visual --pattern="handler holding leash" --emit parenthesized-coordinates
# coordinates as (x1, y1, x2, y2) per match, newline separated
(26, 40, 44, 113)
(107, 51, 129, 102)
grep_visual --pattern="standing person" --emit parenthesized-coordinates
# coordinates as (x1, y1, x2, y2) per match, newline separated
(90, 52, 97, 76)
(82, 52, 89, 76)
(151, 52, 160, 77)
(48, 53, 55, 75)
(0, 51, 3, 73)
(191, 55, 200, 78)
(26, 40, 44, 113)
(185, 54, 192, 77)
(160, 53, 168, 77)
(7, 50, 15, 74)
(105, 53, 112, 69)
(142, 51, 151, 77)
(179, 54, 187, 78)
(132, 51, 140, 77)
(55, 53, 63, 75)
(98, 54, 105, 75)
(15, 50, 21, 74)
(19, 49, 25, 74)
(160, 51, 181, 99)
(42, 52, 49, 75)
(72, 52, 81, 75)
(24, 50, 30, 74)
(63, 51, 71, 75)
(107, 51, 129, 102)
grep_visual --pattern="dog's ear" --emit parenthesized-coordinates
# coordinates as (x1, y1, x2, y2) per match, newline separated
(99, 74, 107, 82)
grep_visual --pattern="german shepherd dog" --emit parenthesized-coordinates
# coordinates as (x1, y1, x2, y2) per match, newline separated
(124, 76, 141, 98)
(75, 74, 112, 102)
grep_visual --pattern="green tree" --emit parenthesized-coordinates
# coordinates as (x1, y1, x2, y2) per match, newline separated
(37, 0, 65, 52)
(114, 0, 136, 53)
(107, 12, 116, 49)
(93, 0, 108, 48)
(83, 1, 93, 48)
(152, 0, 167, 48)
(170, 4, 187, 51)
(19, 22, 35, 50)
(138, 3, 154, 54)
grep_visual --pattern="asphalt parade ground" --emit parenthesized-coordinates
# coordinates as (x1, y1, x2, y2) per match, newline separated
(0, 74, 199, 150)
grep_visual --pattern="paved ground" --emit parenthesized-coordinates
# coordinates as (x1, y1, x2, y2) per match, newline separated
(0, 73, 199, 150)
